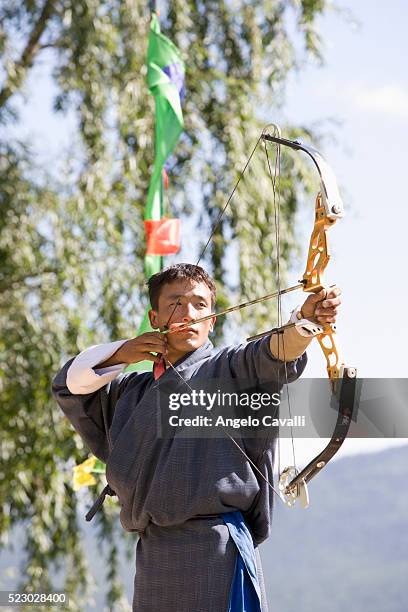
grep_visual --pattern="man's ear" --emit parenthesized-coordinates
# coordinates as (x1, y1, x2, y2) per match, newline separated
(148, 309, 159, 329)
(209, 315, 217, 332)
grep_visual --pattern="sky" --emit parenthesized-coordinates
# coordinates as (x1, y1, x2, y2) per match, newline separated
(12, 0, 408, 465)
(277, 0, 408, 462)
(280, 0, 408, 378)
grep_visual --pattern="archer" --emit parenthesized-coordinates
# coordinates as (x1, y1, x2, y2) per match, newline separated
(52, 262, 340, 612)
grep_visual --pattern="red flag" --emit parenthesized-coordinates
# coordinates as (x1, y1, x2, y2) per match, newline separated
(144, 218, 181, 255)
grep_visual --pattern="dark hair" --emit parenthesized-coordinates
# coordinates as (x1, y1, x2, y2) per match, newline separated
(148, 264, 216, 310)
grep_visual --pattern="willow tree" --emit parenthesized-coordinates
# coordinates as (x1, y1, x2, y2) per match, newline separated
(1, 0, 332, 607)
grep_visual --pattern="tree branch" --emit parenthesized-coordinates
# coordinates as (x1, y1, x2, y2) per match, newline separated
(0, 0, 57, 109)
(38, 42, 59, 51)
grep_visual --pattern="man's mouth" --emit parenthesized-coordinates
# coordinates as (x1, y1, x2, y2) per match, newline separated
(168, 322, 197, 334)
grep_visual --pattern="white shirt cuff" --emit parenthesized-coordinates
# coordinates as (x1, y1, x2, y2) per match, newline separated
(66, 339, 128, 394)
(289, 305, 303, 326)
(289, 305, 323, 338)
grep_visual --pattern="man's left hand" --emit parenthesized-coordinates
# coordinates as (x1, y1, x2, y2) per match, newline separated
(301, 286, 341, 325)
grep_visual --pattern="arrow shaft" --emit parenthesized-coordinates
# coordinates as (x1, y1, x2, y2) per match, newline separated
(163, 282, 304, 334)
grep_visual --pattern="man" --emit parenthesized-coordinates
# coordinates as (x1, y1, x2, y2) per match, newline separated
(52, 263, 340, 611)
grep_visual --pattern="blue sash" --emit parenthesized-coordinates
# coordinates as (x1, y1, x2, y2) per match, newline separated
(222, 511, 262, 612)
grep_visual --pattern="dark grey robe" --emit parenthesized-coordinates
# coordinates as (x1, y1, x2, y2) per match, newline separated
(52, 337, 307, 611)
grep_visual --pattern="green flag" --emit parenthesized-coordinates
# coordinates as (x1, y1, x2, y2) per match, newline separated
(126, 13, 185, 373)
(144, 12, 185, 279)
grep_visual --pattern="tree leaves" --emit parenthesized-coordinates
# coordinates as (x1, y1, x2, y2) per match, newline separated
(0, 0, 329, 606)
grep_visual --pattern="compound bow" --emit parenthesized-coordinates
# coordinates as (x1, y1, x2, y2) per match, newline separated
(260, 131, 358, 507)
(162, 125, 358, 508)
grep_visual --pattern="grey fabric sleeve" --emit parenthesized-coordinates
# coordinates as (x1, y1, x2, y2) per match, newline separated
(52, 358, 134, 462)
(226, 335, 307, 383)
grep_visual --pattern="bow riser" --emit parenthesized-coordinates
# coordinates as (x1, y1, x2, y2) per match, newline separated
(302, 193, 335, 293)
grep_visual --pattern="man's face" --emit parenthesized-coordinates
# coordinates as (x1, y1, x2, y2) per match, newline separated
(149, 280, 215, 355)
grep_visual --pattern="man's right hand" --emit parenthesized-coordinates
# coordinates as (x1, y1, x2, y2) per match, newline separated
(97, 333, 167, 368)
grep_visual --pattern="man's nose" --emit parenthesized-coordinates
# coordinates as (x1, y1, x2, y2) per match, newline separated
(182, 303, 196, 320)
